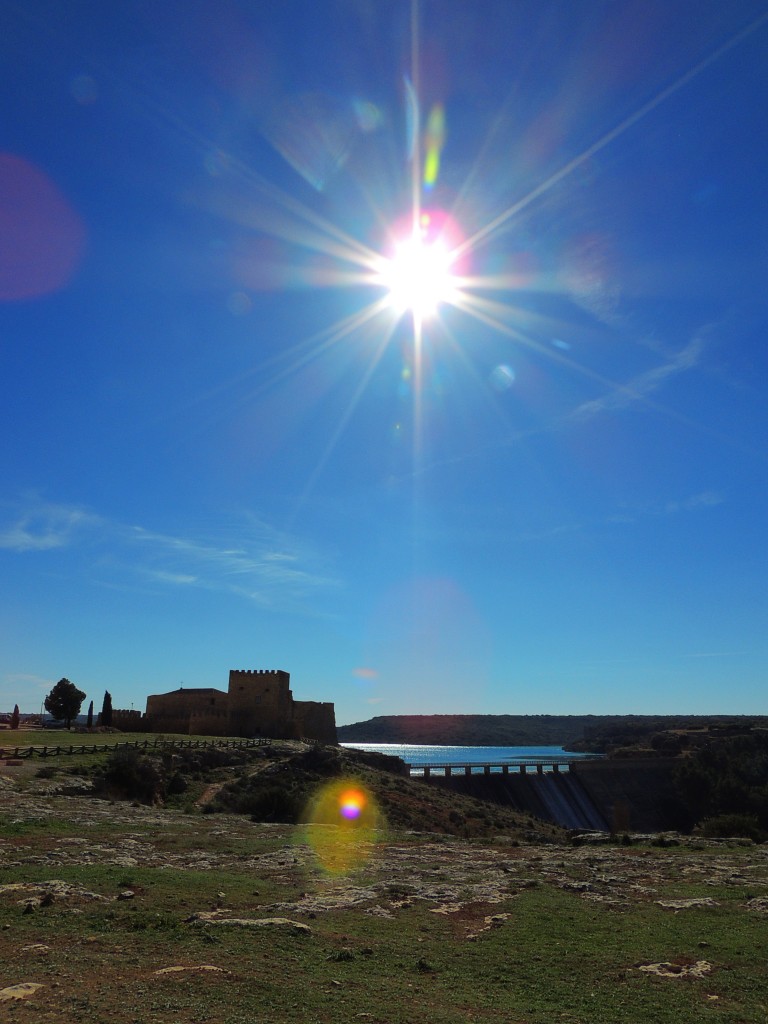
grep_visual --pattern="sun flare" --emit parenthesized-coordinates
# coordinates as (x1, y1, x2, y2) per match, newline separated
(379, 222, 459, 320)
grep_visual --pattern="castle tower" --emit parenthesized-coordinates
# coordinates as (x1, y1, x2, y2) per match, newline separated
(227, 669, 293, 738)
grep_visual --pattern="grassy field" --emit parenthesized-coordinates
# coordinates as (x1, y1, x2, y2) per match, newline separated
(0, 729, 210, 749)
(2, 748, 768, 1022)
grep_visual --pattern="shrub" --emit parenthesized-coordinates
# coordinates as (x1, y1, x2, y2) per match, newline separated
(698, 813, 764, 843)
(211, 774, 309, 823)
(246, 785, 304, 823)
(99, 748, 164, 803)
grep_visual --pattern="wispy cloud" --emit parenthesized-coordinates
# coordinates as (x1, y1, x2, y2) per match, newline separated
(663, 491, 723, 514)
(606, 490, 724, 526)
(0, 497, 339, 610)
(128, 524, 337, 605)
(573, 331, 706, 422)
(0, 500, 98, 552)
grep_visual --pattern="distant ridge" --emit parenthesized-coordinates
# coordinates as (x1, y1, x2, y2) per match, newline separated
(337, 713, 763, 748)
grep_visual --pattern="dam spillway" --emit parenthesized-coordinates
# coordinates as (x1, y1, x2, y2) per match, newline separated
(419, 769, 609, 831)
(415, 756, 684, 833)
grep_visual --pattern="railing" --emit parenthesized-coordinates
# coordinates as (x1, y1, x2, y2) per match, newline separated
(409, 755, 603, 778)
(0, 736, 271, 760)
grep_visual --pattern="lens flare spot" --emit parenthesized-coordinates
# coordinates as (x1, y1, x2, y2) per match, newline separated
(423, 104, 446, 190)
(339, 787, 365, 820)
(490, 364, 515, 391)
(301, 780, 383, 875)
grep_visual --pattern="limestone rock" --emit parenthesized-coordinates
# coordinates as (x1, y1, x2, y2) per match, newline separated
(637, 960, 712, 978)
(191, 914, 312, 935)
(654, 898, 719, 910)
(154, 965, 229, 976)
(0, 983, 45, 1001)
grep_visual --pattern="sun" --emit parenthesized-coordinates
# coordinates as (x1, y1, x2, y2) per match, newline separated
(378, 214, 460, 320)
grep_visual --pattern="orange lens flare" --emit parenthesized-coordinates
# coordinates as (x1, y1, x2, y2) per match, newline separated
(301, 780, 382, 875)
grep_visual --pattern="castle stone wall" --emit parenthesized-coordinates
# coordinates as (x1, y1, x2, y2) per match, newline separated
(227, 669, 294, 738)
(294, 700, 338, 745)
(146, 687, 228, 735)
(111, 709, 144, 732)
(139, 672, 336, 743)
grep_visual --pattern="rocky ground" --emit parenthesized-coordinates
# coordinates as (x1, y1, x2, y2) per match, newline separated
(2, 767, 768, 1021)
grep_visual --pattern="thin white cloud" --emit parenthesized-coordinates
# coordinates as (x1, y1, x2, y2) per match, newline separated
(141, 569, 199, 586)
(0, 497, 339, 611)
(664, 491, 723, 514)
(573, 332, 705, 421)
(129, 524, 337, 603)
(608, 491, 724, 526)
(0, 501, 98, 552)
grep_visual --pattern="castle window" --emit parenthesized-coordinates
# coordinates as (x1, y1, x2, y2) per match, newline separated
(210, 699, 215, 706)
(239, 686, 244, 692)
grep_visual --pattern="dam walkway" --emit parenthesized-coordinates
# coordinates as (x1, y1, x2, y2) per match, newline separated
(408, 754, 602, 778)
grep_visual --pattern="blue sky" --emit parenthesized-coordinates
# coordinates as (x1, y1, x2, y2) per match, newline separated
(2, 1, 767, 724)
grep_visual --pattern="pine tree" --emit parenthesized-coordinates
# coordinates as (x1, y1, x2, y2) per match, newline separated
(44, 678, 86, 728)
(11, 704, 19, 730)
(87, 700, 94, 729)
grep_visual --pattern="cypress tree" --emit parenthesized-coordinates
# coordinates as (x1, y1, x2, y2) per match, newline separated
(101, 691, 113, 727)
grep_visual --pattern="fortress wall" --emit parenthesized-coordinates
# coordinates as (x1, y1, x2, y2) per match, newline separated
(227, 669, 294, 738)
(294, 700, 338, 745)
(188, 706, 230, 736)
(111, 709, 144, 732)
(144, 714, 192, 734)
(147, 688, 227, 718)
(146, 688, 228, 736)
(138, 671, 338, 743)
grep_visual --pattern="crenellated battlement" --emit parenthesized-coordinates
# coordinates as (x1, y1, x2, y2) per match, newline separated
(230, 669, 288, 677)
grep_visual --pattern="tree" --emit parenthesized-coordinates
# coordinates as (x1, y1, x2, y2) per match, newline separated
(11, 704, 19, 730)
(100, 691, 113, 728)
(86, 700, 94, 729)
(44, 678, 86, 728)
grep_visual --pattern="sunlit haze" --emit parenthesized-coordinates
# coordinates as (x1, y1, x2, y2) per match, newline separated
(1, 1, 767, 725)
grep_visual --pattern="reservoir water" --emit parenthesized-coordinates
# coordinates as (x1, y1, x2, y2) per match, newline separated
(342, 742, 598, 773)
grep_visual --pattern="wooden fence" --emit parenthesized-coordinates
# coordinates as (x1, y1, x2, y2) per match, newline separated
(0, 736, 271, 760)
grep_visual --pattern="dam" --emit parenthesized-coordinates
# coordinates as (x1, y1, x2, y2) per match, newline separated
(416, 756, 683, 833)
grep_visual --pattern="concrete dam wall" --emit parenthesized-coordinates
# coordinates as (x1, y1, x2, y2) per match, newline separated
(424, 758, 684, 833)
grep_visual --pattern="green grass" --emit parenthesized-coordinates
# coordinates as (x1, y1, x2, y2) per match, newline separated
(3, 803, 768, 1023)
(3, 746, 768, 1024)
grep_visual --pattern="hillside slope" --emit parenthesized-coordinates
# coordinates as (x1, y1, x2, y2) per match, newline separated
(337, 714, 764, 747)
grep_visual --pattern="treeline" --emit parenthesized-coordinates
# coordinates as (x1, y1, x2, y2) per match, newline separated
(337, 714, 767, 748)
(674, 734, 768, 840)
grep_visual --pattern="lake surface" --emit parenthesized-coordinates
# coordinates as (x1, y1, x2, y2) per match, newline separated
(342, 743, 598, 772)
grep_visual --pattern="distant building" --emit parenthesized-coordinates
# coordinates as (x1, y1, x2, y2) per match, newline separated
(134, 669, 336, 743)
